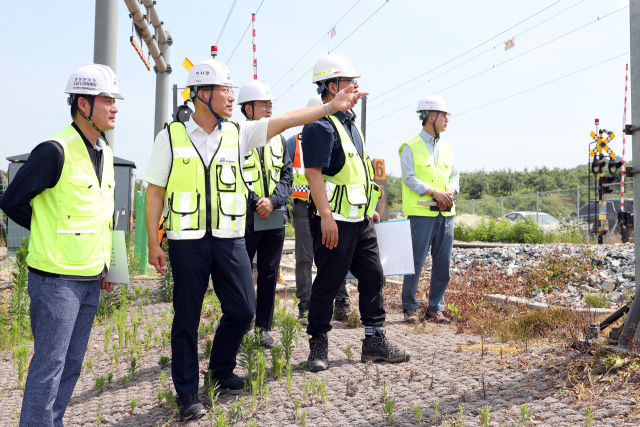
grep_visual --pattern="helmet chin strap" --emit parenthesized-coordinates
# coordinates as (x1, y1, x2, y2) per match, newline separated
(432, 111, 441, 142)
(71, 95, 105, 135)
(195, 85, 223, 130)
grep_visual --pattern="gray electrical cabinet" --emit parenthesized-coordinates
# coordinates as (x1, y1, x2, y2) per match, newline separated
(4, 153, 136, 250)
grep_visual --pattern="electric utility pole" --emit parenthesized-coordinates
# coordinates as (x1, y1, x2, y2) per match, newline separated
(93, 0, 118, 150)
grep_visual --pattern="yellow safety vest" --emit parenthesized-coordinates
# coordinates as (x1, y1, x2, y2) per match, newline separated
(291, 134, 309, 200)
(242, 135, 285, 198)
(164, 121, 248, 239)
(398, 135, 456, 217)
(321, 115, 381, 222)
(28, 125, 115, 276)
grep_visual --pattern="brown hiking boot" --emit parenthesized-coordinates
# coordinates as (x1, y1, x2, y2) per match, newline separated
(426, 309, 450, 324)
(333, 298, 351, 322)
(403, 309, 417, 324)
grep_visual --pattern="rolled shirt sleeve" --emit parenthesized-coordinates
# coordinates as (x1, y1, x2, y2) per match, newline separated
(142, 131, 172, 187)
(400, 145, 431, 196)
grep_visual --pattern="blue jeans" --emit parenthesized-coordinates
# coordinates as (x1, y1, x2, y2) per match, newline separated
(402, 215, 454, 312)
(20, 272, 101, 427)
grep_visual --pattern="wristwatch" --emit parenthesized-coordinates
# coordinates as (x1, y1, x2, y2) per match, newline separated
(323, 103, 332, 116)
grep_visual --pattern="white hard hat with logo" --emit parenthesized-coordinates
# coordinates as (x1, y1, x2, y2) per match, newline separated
(416, 95, 450, 116)
(186, 58, 237, 89)
(237, 80, 277, 104)
(306, 95, 323, 108)
(311, 54, 360, 84)
(65, 64, 123, 100)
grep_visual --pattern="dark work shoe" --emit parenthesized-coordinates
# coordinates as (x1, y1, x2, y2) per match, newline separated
(297, 301, 309, 325)
(361, 330, 411, 364)
(307, 335, 329, 372)
(333, 298, 351, 321)
(257, 329, 275, 349)
(202, 370, 246, 395)
(176, 394, 206, 421)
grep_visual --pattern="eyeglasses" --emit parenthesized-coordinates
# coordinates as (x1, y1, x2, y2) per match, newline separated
(338, 78, 358, 86)
(216, 87, 235, 97)
(256, 102, 274, 111)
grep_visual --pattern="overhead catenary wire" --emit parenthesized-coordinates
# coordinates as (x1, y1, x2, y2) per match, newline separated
(367, 4, 629, 127)
(276, 0, 389, 100)
(217, 0, 239, 46)
(366, 52, 630, 148)
(368, 0, 589, 110)
(227, 0, 267, 63)
(369, 0, 565, 102)
(271, 0, 362, 90)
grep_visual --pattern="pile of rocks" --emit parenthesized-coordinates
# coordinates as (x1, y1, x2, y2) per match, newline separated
(428, 243, 634, 310)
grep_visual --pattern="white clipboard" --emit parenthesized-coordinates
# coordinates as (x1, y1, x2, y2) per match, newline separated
(346, 220, 414, 279)
(106, 230, 130, 284)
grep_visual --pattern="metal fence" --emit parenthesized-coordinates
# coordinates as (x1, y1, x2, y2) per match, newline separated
(456, 182, 633, 242)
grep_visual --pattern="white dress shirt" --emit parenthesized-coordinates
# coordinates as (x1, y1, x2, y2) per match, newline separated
(143, 115, 270, 187)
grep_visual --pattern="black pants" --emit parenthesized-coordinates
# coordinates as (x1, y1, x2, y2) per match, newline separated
(168, 234, 256, 397)
(244, 223, 286, 331)
(307, 217, 386, 336)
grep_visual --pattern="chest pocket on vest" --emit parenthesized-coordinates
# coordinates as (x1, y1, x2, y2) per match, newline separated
(216, 164, 237, 192)
(269, 144, 284, 168)
(243, 169, 260, 192)
(243, 154, 257, 169)
(66, 175, 97, 213)
(268, 168, 281, 186)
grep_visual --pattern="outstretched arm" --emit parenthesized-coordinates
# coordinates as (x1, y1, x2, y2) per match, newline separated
(266, 84, 368, 139)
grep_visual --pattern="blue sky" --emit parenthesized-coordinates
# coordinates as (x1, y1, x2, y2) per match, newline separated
(0, 0, 632, 178)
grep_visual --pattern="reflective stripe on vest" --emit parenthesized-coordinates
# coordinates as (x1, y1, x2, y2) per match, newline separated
(398, 135, 456, 217)
(164, 121, 248, 240)
(291, 134, 309, 200)
(321, 115, 381, 222)
(27, 125, 115, 276)
(242, 135, 284, 198)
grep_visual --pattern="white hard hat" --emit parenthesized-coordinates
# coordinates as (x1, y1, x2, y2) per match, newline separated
(306, 95, 323, 108)
(186, 58, 237, 89)
(312, 54, 360, 84)
(65, 64, 123, 100)
(237, 80, 277, 104)
(416, 95, 450, 116)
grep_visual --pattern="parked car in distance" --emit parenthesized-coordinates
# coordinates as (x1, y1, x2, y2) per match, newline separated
(502, 211, 560, 226)
(566, 198, 634, 234)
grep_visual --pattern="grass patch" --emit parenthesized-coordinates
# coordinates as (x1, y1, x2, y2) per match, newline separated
(454, 215, 585, 244)
(528, 252, 594, 293)
(584, 292, 611, 309)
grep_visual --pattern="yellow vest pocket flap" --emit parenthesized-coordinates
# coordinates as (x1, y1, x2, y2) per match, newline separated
(169, 192, 200, 215)
(218, 193, 247, 217)
(67, 176, 94, 188)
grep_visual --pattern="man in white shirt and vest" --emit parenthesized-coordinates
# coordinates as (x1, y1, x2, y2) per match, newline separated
(237, 79, 293, 348)
(286, 95, 351, 326)
(399, 95, 460, 325)
(144, 57, 367, 421)
(303, 54, 410, 372)
(0, 64, 119, 426)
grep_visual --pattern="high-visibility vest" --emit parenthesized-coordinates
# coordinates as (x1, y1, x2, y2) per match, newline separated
(242, 135, 285, 198)
(320, 115, 381, 222)
(291, 134, 309, 200)
(163, 121, 248, 240)
(27, 124, 115, 276)
(398, 135, 456, 217)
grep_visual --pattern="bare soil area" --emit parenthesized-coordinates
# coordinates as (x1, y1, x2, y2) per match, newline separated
(0, 276, 638, 426)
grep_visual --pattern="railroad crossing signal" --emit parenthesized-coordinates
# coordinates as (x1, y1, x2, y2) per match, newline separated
(589, 130, 616, 159)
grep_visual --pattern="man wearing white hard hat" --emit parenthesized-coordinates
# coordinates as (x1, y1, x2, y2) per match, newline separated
(143, 56, 366, 420)
(303, 54, 410, 372)
(399, 95, 460, 325)
(286, 95, 351, 325)
(0, 64, 120, 426)
(237, 79, 293, 349)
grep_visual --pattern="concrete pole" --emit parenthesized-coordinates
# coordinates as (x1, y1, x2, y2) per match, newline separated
(93, 0, 118, 150)
(172, 84, 178, 120)
(620, 0, 640, 349)
(154, 32, 172, 139)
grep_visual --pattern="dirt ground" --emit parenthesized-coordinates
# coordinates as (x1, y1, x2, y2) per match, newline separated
(0, 277, 638, 427)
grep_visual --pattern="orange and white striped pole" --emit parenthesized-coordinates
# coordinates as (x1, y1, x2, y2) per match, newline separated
(252, 13, 257, 79)
(622, 63, 629, 212)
